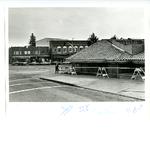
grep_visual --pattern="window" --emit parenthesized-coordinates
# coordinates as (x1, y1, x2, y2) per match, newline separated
(47, 49, 49, 53)
(39, 51, 40, 54)
(85, 46, 88, 49)
(74, 46, 78, 53)
(28, 51, 30, 54)
(63, 46, 67, 53)
(57, 46, 62, 53)
(53, 49, 57, 54)
(68, 46, 73, 53)
(14, 51, 16, 55)
(16, 51, 19, 55)
(24, 51, 27, 54)
(20, 51, 22, 55)
(35, 51, 38, 54)
(79, 46, 83, 51)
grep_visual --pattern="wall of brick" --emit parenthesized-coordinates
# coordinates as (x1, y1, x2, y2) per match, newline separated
(111, 39, 144, 55)
(51, 40, 88, 54)
(9, 46, 50, 63)
(10, 46, 49, 56)
(132, 44, 144, 55)
(111, 40, 132, 54)
(50, 40, 88, 62)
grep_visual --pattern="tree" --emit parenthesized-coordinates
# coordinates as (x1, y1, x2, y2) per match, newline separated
(29, 33, 36, 47)
(110, 35, 117, 40)
(87, 33, 99, 46)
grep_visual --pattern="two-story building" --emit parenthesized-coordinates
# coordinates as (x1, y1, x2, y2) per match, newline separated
(9, 38, 89, 64)
(9, 46, 50, 64)
(49, 40, 88, 62)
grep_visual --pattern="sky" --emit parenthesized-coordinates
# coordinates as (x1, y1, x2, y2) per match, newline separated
(8, 6, 145, 46)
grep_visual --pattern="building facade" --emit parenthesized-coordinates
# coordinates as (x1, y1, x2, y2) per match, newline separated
(9, 38, 89, 64)
(49, 40, 88, 62)
(9, 46, 50, 64)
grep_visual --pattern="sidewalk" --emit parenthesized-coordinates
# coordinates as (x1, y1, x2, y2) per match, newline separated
(40, 71, 145, 100)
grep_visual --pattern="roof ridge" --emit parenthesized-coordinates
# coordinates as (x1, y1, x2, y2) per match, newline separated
(111, 43, 125, 52)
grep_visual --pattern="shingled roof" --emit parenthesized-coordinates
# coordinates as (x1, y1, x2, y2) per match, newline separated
(66, 40, 144, 63)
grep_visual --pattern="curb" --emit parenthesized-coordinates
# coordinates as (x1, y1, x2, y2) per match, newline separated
(40, 77, 145, 101)
(40, 77, 77, 87)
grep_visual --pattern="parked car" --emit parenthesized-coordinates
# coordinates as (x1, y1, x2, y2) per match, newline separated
(29, 62, 39, 65)
(39, 62, 51, 65)
(12, 61, 27, 65)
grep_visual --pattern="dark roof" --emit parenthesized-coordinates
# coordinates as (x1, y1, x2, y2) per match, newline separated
(66, 40, 144, 62)
(117, 51, 144, 61)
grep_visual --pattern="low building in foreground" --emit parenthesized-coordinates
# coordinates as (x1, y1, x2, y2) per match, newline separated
(66, 39, 144, 79)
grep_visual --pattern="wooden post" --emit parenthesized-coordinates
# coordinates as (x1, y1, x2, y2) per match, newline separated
(117, 65, 119, 78)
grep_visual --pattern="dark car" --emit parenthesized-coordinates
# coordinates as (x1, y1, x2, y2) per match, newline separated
(12, 61, 27, 65)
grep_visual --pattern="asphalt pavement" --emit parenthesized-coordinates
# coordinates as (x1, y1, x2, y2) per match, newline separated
(9, 65, 144, 102)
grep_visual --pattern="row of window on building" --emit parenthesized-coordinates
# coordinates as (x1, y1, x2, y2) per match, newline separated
(53, 45, 88, 54)
(13, 50, 48, 55)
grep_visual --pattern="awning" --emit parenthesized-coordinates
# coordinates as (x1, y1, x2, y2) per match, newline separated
(52, 61, 60, 64)
(12, 56, 30, 58)
(53, 55, 70, 58)
(30, 55, 49, 58)
(62, 61, 71, 64)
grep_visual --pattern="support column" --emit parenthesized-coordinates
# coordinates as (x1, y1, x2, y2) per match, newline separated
(117, 64, 119, 78)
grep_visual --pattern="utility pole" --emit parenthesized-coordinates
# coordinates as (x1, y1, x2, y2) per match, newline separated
(72, 38, 74, 53)
(72, 38, 74, 46)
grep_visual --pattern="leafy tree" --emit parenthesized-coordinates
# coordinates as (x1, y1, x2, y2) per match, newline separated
(87, 33, 99, 46)
(110, 35, 117, 40)
(29, 33, 36, 47)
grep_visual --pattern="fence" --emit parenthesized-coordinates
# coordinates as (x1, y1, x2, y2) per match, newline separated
(58, 65, 145, 80)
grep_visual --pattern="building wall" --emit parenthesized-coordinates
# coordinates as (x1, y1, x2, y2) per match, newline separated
(9, 40, 88, 64)
(51, 40, 88, 54)
(111, 40, 133, 54)
(117, 39, 144, 45)
(132, 44, 144, 55)
(49, 40, 88, 62)
(9, 46, 50, 63)
(74, 63, 108, 75)
(73, 62, 144, 78)
(107, 63, 118, 78)
(36, 38, 51, 47)
(111, 39, 144, 55)
(10, 47, 49, 56)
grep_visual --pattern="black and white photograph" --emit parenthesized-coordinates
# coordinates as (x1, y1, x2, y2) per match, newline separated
(1, 2, 150, 150)
(8, 6, 146, 102)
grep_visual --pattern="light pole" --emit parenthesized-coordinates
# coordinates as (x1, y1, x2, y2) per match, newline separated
(72, 38, 74, 53)
(72, 38, 74, 44)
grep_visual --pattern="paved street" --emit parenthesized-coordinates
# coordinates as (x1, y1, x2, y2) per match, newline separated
(9, 65, 142, 102)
